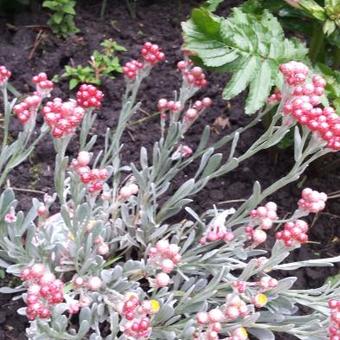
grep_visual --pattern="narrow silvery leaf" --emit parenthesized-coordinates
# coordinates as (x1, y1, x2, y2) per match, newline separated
(248, 328, 275, 340)
(294, 126, 302, 162)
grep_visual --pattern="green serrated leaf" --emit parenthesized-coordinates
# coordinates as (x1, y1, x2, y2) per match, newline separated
(204, 0, 224, 12)
(223, 56, 258, 99)
(245, 60, 273, 114)
(183, 7, 308, 114)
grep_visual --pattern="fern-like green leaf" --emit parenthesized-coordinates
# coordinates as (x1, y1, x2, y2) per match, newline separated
(182, 7, 308, 114)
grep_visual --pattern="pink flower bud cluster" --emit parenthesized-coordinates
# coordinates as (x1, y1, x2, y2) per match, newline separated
(72, 275, 102, 291)
(141, 42, 165, 65)
(41, 98, 85, 138)
(95, 235, 110, 255)
(13, 95, 41, 124)
(200, 214, 234, 245)
(76, 84, 104, 108)
(20, 264, 64, 320)
(4, 207, 17, 223)
(232, 281, 247, 294)
(119, 183, 139, 200)
(32, 72, 53, 97)
(71, 152, 109, 194)
(298, 188, 327, 214)
(250, 202, 278, 230)
(267, 89, 282, 104)
(257, 276, 278, 292)
(123, 60, 144, 80)
(328, 300, 340, 340)
(280, 61, 309, 86)
(279, 62, 339, 150)
(194, 295, 249, 340)
(171, 144, 193, 160)
(177, 60, 207, 88)
(157, 98, 181, 114)
(245, 228, 267, 247)
(0, 65, 11, 86)
(37, 204, 49, 218)
(123, 42, 164, 80)
(119, 295, 156, 339)
(183, 98, 212, 125)
(276, 219, 308, 247)
(147, 240, 181, 288)
(246, 202, 278, 246)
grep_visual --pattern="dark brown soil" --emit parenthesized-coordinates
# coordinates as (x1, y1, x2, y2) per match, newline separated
(0, 0, 339, 339)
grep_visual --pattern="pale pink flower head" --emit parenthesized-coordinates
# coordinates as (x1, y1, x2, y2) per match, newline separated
(0, 65, 11, 86)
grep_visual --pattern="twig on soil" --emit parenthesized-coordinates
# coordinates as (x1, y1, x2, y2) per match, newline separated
(7, 185, 46, 195)
(126, 129, 136, 142)
(28, 30, 44, 60)
(127, 112, 160, 128)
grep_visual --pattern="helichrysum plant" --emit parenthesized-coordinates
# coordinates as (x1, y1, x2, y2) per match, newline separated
(61, 39, 126, 89)
(0, 41, 340, 340)
(43, 0, 79, 38)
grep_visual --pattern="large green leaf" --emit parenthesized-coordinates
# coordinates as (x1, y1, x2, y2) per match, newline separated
(182, 7, 308, 114)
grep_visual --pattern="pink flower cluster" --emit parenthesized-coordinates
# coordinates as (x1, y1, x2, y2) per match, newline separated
(0, 65, 11, 86)
(147, 240, 181, 288)
(257, 276, 278, 292)
(298, 188, 327, 214)
(276, 219, 309, 247)
(177, 60, 207, 88)
(171, 144, 193, 160)
(250, 202, 278, 230)
(32, 72, 53, 97)
(123, 60, 144, 80)
(41, 98, 85, 138)
(183, 98, 212, 124)
(280, 62, 339, 150)
(123, 42, 165, 80)
(200, 214, 234, 245)
(119, 295, 156, 339)
(194, 295, 249, 340)
(328, 300, 340, 340)
(13, 95, 41, 124)
(141, 42, 165, 64)
(73, 275, 102, 291)
(76, 84, 104, 109)
(157, 98, 181, 114)
(280, 61, 309, 86)
(4, 207, 17, 223)
(71, 152, 108, 194)
(20, 264, 64, 320)
(268, 89, 282, 104)
(119, 182, 139, 200)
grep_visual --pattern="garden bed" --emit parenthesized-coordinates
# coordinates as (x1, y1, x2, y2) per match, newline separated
(0, 0, 339, 339)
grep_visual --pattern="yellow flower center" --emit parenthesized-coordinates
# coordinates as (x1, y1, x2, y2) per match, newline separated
(255, 293, 268, 307)
(150, 299, 160, 313)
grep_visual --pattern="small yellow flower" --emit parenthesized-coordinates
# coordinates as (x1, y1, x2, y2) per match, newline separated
(150, 299, 160, 313)
(68, 232, 75, 241)
(232, 327, 248, 339)
(239, 327, 248, 339)
(254, 293, 268, 308)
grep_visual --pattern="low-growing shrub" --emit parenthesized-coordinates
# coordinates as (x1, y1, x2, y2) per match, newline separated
(0, 42, 339, 339)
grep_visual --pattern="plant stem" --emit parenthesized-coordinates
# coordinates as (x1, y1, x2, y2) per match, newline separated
(1, 86, 9, 151)
(100, 0, 107, 19)
(309, 22, 325, 64)
(334, 46, 340, 69)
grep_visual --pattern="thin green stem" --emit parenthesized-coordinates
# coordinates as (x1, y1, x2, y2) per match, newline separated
(309, 22, 325, 64)
(1, 87, 9, 151)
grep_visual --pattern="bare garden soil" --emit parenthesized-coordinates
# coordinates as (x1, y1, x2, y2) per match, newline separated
(0, 0, 339, 339)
